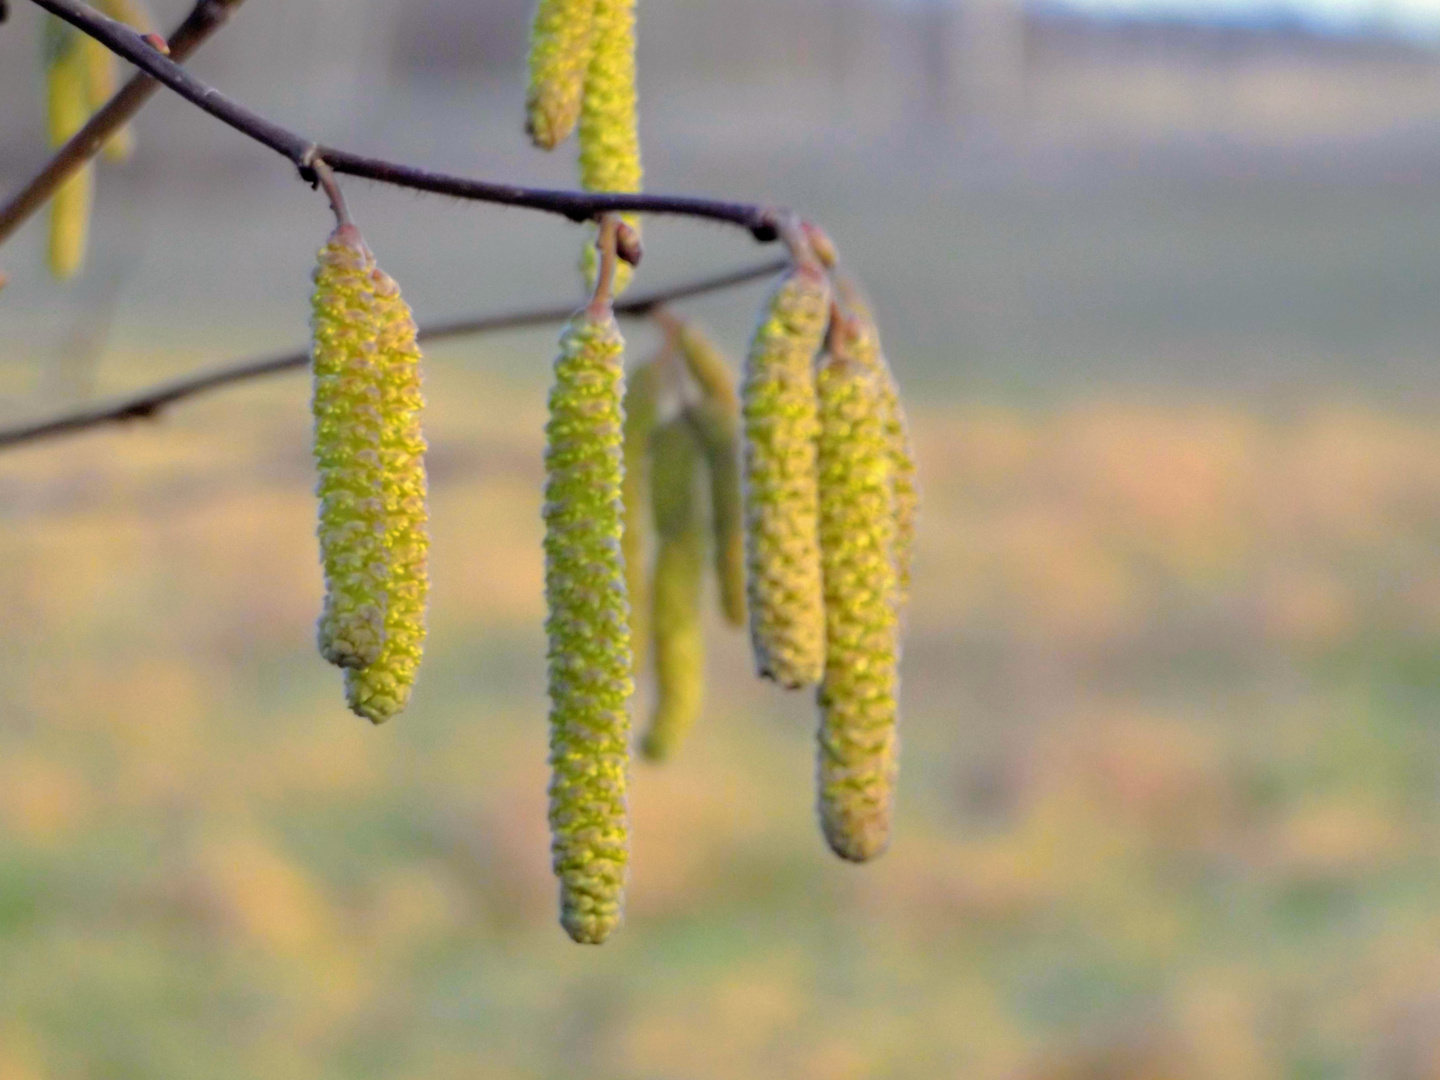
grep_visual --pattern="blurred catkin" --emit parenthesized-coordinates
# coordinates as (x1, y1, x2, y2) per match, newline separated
(310, 226, 389, 671)
(88, 0, 154, 161)
(679, 325, 745, 627)
(344, 268, 429, 724)
(641, 416, 705, 761)
(815, 338, 899, 862)
(740, 266, 831, 688)
(43, 19, 91, 280)
(621, 358, 661, 671)
(525, 0, 597, 150)
(544, 308, 632, 945)
(578, 0, 641, 294)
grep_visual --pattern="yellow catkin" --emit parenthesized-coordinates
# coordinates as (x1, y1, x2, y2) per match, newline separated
(578, 0, 641, 295)
(621, 357, 661, 671)
(44, 19, 91, 280)
(843, 309, 919, 610)
(344, 268, 430, 724)
(640, 416, 705, 761)
(815, 335, 900, 863)
(525, 0, 598, 150)
(88, 0, 154, 161)
(740, 265, 831, 688)
(544, 308, 632, 945)
(310, 225, 389, 671)
(678, 324, 745, 627)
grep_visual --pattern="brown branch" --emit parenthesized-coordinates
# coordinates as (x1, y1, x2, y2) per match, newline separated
(0, 0, 248, 253)
(26, 0, 784, 241)
(0, 257, 788, 450)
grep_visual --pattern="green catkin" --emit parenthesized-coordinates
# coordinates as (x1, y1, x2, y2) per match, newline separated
(525, 0, 597, 150)
(44, 19, 91, 280)
(844, 310, 919, 610)
(621, 358, 661, 671)
(678, 325, 745, 627)
(640, 417, 705, 761)
(815, 338, 900, 863)
(740, 265, 831, 688)
(344, 268, 430, 724)
(544, 308, 632, 945)
(578, 0, 641, 295)
(310, 226, 389, 671)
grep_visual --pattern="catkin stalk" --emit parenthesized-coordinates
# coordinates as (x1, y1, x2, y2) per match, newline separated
(740, 266, 831, 688)
(578, 0, 641, 295)
(815, 342, 900, 863)
(310, 226, 388, 671)
(44, 19, 91, 280)
(525, 0, 598, 149)
(641, 417, 705, 761)
(344, 268, 429, 724)
(544, 308, 632, 945)
(621, 358, 661, 671)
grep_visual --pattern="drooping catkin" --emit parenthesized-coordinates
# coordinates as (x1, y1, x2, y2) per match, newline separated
(310, 225, 389, 671)
(740, 265, 831, 688)
(678, 325, 745, 627)
(88, 0, 154, 161)
(640, 416, 705, 761)
(544, 308, 632, 945)
(843, 310, 919, 610)
(578, 0, 641, 295)
(815, 338, 899, 863)
(525, 0, 597, 150)
(621, 358, 661, 671)
(344, 268, 429, 725)
(43, 19, 91, 280)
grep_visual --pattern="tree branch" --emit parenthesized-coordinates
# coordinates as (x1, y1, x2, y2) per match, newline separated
(0, 257, 787, 450)
(0, 0, 248, 253)
(25, 0, 784, 242)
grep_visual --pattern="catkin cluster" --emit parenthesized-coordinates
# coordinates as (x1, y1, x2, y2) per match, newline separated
(310, 225, 430, 724)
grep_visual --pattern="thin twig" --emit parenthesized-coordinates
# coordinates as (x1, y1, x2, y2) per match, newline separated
(0, 0, 248, 252)
(24, 0, 784, 242)
(0, 258, 789, 450)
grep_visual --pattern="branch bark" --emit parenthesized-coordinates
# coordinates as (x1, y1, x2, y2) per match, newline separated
(0, 0, 248, 252)
(24, 0, 784, 241)
(0, 257, 788, 450)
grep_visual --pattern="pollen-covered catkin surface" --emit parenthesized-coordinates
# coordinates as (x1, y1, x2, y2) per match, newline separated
(544, 310, 633, 945)
(680, 324, 745, 626)
(578, 0, 641, 295)
(44, 20, 91, 280)
(344, 269, 429, 725)
(846, 312, 919, 610)
(641, 417, 705, 761)
(525, 0, 597, 150)
(311, 227, 389, 672)
(815, 347, 900, 863)
(621, 359, 661, 672)
(741, 266, 831, 688)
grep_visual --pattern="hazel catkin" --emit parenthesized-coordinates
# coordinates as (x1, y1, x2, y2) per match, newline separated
(310, 226, 389, 671)
(544, 307, 633, 945)
(343, 268, 430, 724)
(640, 416, 705, 761)
(814, 334, 900, 863)
(740, 265, 831, 688)
(620, 357, 661, 672)
(43, 19, 91, 280)
(525, 0, 597, 150)
(678, 325, 745, 627)
(578, 0, 641, 295)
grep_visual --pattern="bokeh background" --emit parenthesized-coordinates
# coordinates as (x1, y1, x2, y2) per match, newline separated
(6, 0, 1440, 1076)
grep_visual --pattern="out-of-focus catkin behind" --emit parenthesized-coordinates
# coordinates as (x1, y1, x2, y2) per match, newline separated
(640, 415, 705, 761)
(525, 0, 598, 150)
(621, 358, 661, 672)
(740, 265, 831, 688)
(43, 19, 91, 280)
(814, 324, 900, 862)
(344, 267, 429, 724)
(543, 308, 632, 944)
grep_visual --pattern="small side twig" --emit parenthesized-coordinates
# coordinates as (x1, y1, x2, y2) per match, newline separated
(0, 257, 789, 450)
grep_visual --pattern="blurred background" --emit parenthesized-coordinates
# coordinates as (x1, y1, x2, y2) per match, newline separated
(5, 0, 1440, 1076)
